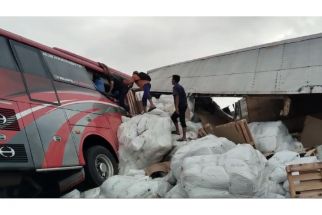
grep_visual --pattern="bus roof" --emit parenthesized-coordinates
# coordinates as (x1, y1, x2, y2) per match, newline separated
(0, 28, 131, 80)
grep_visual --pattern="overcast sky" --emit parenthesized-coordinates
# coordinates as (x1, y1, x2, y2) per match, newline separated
(1, 17, 322, 74)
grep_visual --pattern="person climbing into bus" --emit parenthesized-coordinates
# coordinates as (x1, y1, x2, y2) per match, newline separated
(125, 71, 156, 113)
(171, 74, 188, 141)
(98, 62, 132, 112)
(93, 72, 106, 94)
(111, 75, 133, 112)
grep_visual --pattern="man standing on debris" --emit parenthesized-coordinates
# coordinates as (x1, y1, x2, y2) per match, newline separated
(171, 75, 187, 141)
(126, 71, 156, 113)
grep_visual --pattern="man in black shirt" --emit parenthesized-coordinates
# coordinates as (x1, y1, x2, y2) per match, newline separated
(171, 75, 187, 141)
(112, 75, 132, 112)
(98, 63, 131, 112)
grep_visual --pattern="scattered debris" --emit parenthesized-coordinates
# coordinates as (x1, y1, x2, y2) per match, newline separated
(63, 93, 322, 199)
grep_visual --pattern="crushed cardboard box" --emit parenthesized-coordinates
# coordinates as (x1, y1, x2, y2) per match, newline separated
(198, 119, 254, 145)
(301, 116, 322, 148)
(145, 161, 171, 178)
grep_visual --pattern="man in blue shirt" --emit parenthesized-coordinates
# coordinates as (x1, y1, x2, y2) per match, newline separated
(171, 75, 187, 141)
(93, 73, 105, 93)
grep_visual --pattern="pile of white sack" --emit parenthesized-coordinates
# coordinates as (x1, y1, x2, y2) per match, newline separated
(63, 169, 173, 198)
(62, 106, 319, 198)
(166, 135, 268, 198)
(63, 109, 176, 198)
(249, 121, 304, 154)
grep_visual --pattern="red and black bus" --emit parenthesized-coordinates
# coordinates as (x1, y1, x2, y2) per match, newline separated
(0, 28, 130, 197)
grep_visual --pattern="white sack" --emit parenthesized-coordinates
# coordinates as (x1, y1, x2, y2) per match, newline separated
(283, 180, 290, 192)
(81, 187, 101, 198)
(181, 158, 230, 190)
(268, 151, 300, 166)
(263, 151, 299, 185)
(164, 170, 177, 185)
(185, 186, 233, 198)
(269, 165, 287, 183)
(259, 192, 285, 198)
(249, 121, 303, 153)
(171, 135, 235, 180)
(222, 144, 267, 173)
(100, 175, 172, 198)
(265, 181, 286, 196)
(62, 189, 81, 198)
(165, 183, 188, 198)
(153, 95, 175, 114)
(118, 113, 173, 174)
(177, 144, 266, 197)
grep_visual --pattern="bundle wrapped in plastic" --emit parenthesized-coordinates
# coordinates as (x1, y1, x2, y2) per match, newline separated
(174, 143, 267, 198)
(62, 189, 81, 198)
(249, 121, 303, 154)
(80, 187, 101, 198)
(152, 95, 175, 114)
(181, 158, 230, 190)
(165, 183, 188, 198)
(170, 135, 236, 180)
(223, 145, 267, 196)
(118, 112, 173, 174)
(100, 175, 172, 198)
(185, 121, 203, 140)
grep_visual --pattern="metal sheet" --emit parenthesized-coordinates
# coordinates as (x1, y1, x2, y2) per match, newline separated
(148, 32, 322, 95)
(277, 68, 309, 93)
(256, 45, 284, 72)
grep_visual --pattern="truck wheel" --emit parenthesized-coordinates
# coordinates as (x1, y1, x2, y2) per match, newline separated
(84, 145, 118, 188)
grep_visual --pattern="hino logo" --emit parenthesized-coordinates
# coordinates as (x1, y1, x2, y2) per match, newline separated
(0, 114, 6, 125)
(0, 146, 15, 158)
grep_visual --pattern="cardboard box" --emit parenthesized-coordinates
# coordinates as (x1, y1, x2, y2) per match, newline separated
(145, 161, 171, 178)
(235, 96, 285, 122)
(200, 120, 254, 145)
(301, 116, 322, 148)
(212, 119, 254, 145)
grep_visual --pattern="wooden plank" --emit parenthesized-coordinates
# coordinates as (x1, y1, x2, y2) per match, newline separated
(239, 121, 252, 143)
(288, 172, 297, 197)
(286, 162, 322, 172)
(237, 119, 255, 146)
(127, 92, 135, 115)
(236, 122, 247, 142)
(128, 90, 141, 115)
(297, 190, 322, 198)
(305, 148, 317, 157)
(133, 91, 142, 114)
(291, 172, 322, 181)
(242, 119, 254, 142)
(294, 180, 322, 192)
(243, 120, 255, 143)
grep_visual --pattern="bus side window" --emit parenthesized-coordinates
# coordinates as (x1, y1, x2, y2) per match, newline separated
(43, 52, 95, 90)
(10, 41, 59, 104)
(0, 37, 18, 71)
(0, 37, 26, 99)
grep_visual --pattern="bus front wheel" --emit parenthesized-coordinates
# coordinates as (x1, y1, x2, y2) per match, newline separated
(83, 145, 118, 188)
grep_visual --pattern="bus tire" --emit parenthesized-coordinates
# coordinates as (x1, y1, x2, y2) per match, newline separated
(84, 145, 118, 188)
